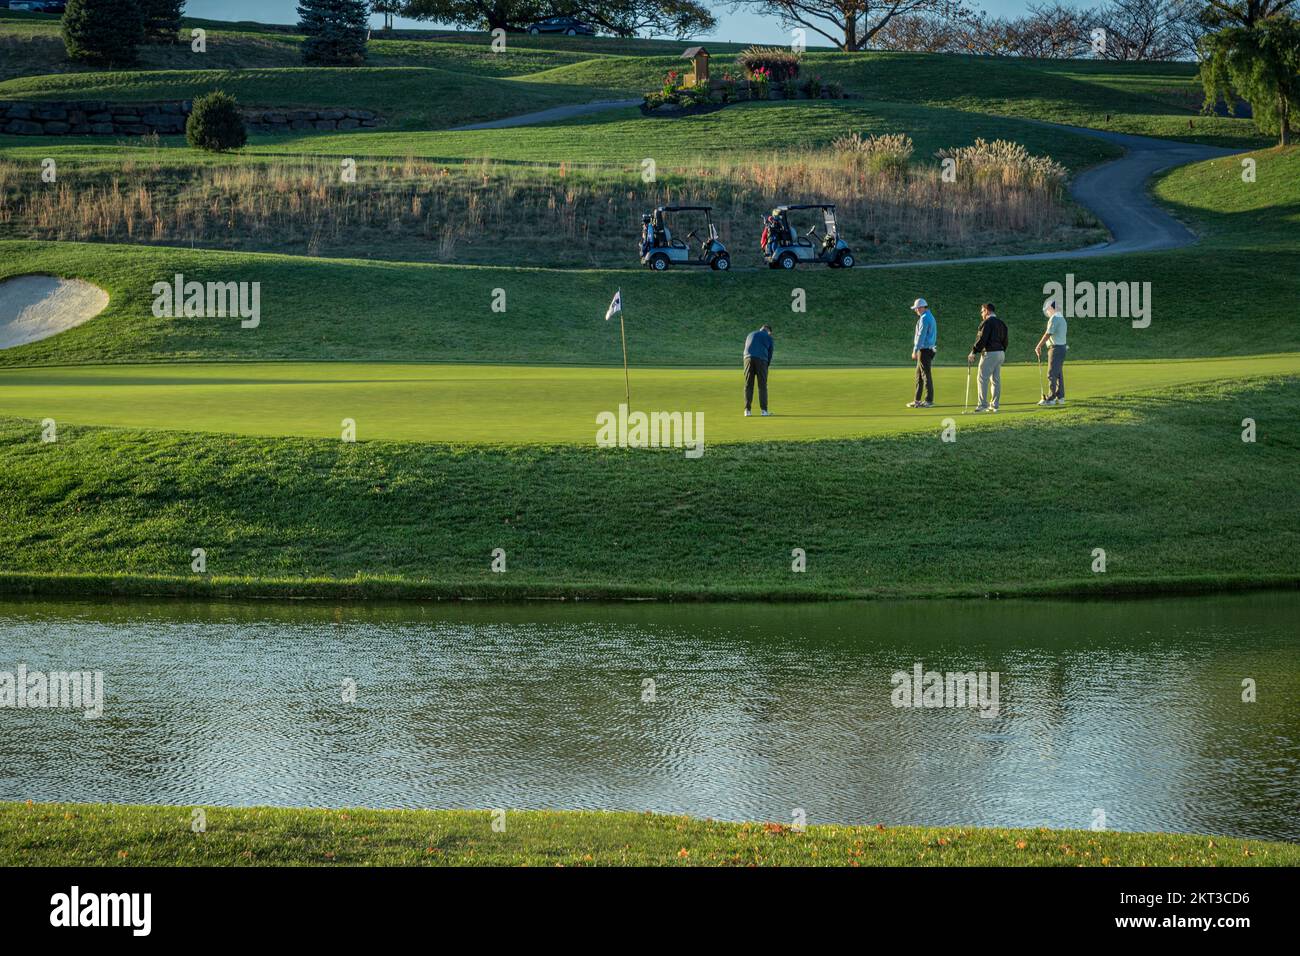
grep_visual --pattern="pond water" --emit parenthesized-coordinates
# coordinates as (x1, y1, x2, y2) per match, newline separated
(1, 593, 1296, 840)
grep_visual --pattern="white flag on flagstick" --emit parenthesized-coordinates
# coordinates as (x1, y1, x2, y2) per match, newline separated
(605, 288, 622, 321)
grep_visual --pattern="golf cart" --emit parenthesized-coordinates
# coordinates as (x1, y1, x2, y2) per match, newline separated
(760, 204, 855, 269)
(640, 205, 731, 271)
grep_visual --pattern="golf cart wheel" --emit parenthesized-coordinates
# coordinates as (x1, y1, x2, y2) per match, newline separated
(778, 252, 797, 270)
(529, 27, 540, 34)
(650, 253, 670, 271)
(711, 254, 730, 271)
(838, 252, 855, 268)
(566, 28, 576, 35)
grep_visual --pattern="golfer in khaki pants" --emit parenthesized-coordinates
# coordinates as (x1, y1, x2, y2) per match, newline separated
(968, 303, 1008, 413)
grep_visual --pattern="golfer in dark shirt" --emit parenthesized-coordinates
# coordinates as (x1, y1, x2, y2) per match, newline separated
(968, 303, 1009, 413)
(743, 325, 774, 417)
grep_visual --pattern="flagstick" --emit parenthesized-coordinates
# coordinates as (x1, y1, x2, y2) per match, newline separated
(618, 292, 631, 405)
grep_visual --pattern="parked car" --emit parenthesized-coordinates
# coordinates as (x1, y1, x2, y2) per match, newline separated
(8, 1, 65, 11)
(526, 16, 595, 36)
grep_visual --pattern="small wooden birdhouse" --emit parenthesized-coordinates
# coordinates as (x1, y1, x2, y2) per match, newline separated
(681, 47, 709, 88)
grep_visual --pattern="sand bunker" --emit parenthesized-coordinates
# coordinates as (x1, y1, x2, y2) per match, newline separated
(0, 275, 109, 349)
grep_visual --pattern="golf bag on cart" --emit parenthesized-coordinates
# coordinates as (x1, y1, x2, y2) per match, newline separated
(760, 211, 790, 256)
(641, 210, 671, 257)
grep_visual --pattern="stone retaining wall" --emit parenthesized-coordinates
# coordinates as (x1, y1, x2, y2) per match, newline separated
(0, 101, 189, 136)
(0, 100, 384, 136)
(239, 107, 383, 132)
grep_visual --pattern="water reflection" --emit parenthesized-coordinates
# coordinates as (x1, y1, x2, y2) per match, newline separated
(0, 594, 1296, 840)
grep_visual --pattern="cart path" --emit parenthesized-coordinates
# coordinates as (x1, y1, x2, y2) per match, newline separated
(864, 124, 1246, 269)
(449, 99, 642, 131)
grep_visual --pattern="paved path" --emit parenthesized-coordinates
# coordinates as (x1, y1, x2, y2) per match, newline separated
(449, 99, 641, 131)
(866, 124, 1245, 269)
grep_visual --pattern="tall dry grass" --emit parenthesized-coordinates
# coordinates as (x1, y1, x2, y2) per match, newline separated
(0, 144, 1093, 266)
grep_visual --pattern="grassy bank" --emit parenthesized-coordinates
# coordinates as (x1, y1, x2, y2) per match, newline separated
(2, 802, 1294, 866)
(2, 376, 1295, 601)
(2, 238, 1297, 369)
(0, 99, 1124, 168)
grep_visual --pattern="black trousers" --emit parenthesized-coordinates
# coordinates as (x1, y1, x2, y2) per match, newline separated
(744, 357, 769, 411)
(914, 348, 935, 403)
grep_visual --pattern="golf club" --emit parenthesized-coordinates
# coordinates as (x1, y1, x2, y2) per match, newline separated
(963, 358, 971, 414)
(1036, 350, 1047, 402)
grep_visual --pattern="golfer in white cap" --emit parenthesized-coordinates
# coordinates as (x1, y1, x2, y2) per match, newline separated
(907, 297, 937, 408)
(1035, 300, 1067, 406)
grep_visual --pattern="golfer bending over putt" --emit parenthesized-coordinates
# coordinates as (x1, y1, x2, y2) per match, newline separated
(1036, 300, 1067, 406)
(744, 324, 774, 417)
(907, 297, 937, 408)
(968, 303, 1008, 413)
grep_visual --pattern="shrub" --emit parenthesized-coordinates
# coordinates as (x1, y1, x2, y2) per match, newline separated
(802, 74, 824, 99)
(297, 0, 369, 65)
(186, 91, 247, 152)
(62, 0, 145, 66)
(935, 139, 1068, 191)
(679, 86, 711, 107)
(750, 65, 771, 100)
(826, 80, 844, 99)
(833, 132, 915, 177)
(139, 0, 183, 43)
(736, 45, 801, 82)
(781, 78, 799, 99)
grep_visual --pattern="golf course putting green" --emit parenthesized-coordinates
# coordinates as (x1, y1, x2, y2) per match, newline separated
(3, 355, 1295, 444)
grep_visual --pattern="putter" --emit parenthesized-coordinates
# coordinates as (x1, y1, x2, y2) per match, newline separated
(963, 360, 971, 414)
(1036, 350, 1047, 402)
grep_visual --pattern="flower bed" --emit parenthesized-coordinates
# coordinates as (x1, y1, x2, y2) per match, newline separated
(641, 70, 847, 114)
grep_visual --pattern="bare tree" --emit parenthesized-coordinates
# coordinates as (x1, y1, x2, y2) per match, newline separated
(1202, 0, 1298, 28)
(871, 9, 967, 51)
(1092, 0, 1202, 60)
(955, 12, 1021, 54)
(730, 0, 972, 52)
(1006, 2, 1094, 58)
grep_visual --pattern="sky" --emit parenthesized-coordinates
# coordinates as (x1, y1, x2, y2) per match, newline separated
(189, 1, 1107, 48)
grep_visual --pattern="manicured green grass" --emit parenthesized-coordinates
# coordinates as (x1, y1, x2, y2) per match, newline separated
(253, 99, 1120, 168)
(0, 66, 619, 131)
(801, 52, 1265, 147)
(2, 376, 1296, 600)
(0, 20, 303, 82)
(3, 230, 1295, 368)
(2, 802, 1294, 866)
(1154, 144, 1300, 249)
(0, 99, 1121, 170)
(2, 357, 1294, 443)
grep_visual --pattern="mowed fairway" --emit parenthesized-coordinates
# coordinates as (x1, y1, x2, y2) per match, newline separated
(3, 355, 1295, 443)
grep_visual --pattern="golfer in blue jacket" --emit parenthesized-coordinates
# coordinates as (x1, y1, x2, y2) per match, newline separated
(907, 297, 937, 408)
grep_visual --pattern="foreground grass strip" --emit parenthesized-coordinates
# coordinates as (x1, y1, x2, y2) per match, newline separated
(1, 802, 1294, 866)
(1, 376, 1296, 601)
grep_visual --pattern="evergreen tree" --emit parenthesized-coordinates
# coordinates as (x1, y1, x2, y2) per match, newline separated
(297, 0, 370, 65)
(140, 0, 185, 44)
(62, 0, 146, 65)
(1201, 15, 1300, 145)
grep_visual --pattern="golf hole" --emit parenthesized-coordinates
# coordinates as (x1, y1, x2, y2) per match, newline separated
(0, 274, 109, 350)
